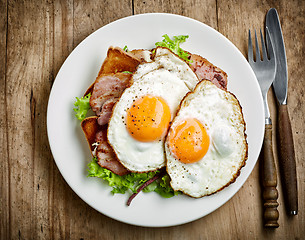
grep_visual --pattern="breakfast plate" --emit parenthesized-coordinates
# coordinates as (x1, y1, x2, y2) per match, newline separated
(47, 13, 264, 227)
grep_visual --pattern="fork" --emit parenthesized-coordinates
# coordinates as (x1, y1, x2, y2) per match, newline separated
(248, 28, 279, 228)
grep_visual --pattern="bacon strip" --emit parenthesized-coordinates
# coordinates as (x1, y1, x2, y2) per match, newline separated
(81, 117, 129, 176)
(95, 128, 129, 176)
(97, 98, 118, 125)
(189, 54, 228, 90)
(82, 48, 151, 176)
(90, 73, 132, 126)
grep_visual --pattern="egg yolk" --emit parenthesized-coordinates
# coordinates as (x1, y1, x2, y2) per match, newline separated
(168, 118, 210, 164)
(126, 95, 171, 142)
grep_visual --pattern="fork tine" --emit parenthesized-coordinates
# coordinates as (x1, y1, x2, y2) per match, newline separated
(254, 30, 260, 61)
(265, 27, 275, 60)
(248, 30, 253, 62)
(260, 29, 268, 60)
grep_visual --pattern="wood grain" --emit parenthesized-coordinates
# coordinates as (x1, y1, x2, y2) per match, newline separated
(262, 124, 279, 228)
(0, 0, 9, 239)
(0, 0, 304, 239)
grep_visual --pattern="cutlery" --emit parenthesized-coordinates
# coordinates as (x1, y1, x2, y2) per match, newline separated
(248, 28, 279, 228)
(266, 8, 298, 216)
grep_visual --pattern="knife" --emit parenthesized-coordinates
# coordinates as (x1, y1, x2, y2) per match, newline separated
(266, 8, 298, 215)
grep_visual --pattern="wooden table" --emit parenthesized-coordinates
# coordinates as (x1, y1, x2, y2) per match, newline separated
(1, 0, 304, 239)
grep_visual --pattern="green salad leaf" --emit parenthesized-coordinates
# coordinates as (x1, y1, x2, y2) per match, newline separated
(73, 93, 91, 121)
(87, 157, 179, 197)
(153, 174, 180, 198)
(155, 34, 191, 62)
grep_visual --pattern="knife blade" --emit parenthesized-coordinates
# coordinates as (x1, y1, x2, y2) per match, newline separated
(266, 8, 298, 215)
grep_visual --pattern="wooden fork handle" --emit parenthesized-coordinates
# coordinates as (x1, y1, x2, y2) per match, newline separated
(262, 123, 279, 228)
(277, 104, 298, 215)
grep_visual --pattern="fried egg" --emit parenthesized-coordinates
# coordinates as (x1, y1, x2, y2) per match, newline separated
(165, 80, 247, 198)
(107, 47, 199, 172)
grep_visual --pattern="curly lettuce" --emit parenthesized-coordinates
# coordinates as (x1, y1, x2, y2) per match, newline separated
(73, 93, 91, 121)
(87, 157, 179, 198)
(155, 34, 191, 62)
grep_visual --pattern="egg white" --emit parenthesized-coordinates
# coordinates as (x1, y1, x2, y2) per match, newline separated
(165, 80, 247, 197)
(107, 48, 199, 172)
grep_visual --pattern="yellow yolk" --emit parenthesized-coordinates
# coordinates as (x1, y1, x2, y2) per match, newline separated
(168, 118, 210, 164)
(126, 95, 171, 142)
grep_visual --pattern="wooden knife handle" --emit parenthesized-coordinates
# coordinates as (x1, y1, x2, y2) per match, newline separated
(262, 123, 279, 228)
(277, 104, 298, 215)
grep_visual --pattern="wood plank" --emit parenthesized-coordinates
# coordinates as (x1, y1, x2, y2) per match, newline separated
(50, 1, 74, 239)
(5, 0, 36, 238)
(3, 0, 70, 239)
(73, 0, 133, 47)
(0, 0, 9, 239)
(31, 2, 55, 238)
(134, 0, 218, 29)
(35, 1, 75, 239)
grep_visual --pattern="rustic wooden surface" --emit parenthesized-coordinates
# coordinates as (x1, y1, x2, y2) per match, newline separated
(1, 0, 304, 239)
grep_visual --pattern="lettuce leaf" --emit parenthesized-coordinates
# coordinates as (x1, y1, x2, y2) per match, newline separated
(153, 174, 180, 198)
(87, 157, 179, 197)
(155, 34, 191, 62)
(73, 93, 91, 121)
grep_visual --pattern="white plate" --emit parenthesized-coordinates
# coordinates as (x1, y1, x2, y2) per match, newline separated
(47, 13, 264, 227)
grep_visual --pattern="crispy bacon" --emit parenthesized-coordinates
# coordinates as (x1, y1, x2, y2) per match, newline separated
(90, 73, 132, 125)
(97, 98, 118, 125)
(95, 128, 129, 176)
(81, 117, 129, 176)
(189, 54, 228, 90)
